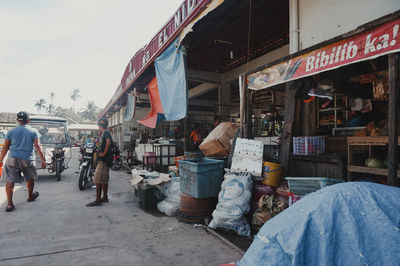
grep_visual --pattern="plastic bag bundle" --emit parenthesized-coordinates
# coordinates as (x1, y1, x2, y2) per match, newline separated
(209, 172, 253, 236)
(157, 177, 181, 216)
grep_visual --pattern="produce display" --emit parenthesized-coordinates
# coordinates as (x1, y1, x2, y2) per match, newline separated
(365, 157, 400, 169)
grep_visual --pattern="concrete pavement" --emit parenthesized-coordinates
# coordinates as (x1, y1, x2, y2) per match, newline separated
(0, 148, 242, 266)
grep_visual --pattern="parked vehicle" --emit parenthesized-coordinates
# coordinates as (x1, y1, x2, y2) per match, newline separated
(78, 141, 96, 190)
(29, 116, 72, 181)
(126, 146, 136, 166)
(0, 129, 7, 150)
(111, 142, 122, 170)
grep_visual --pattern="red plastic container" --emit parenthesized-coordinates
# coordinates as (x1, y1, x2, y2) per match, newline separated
(179, 193, 217, 217)
(288, 193, 304, 206)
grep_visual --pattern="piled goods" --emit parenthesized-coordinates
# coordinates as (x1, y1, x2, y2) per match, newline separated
(157, 177, 181, 216)
(209, 172, 253, 237)
(365, 158, 384, 168)
(252, 195, 288, 234)
(199, 122, 237, 157)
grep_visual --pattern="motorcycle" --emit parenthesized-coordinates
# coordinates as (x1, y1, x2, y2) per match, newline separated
(78, 142, 96, 190)
(111, 142, 122, 171)
(52, 146, 66, 181)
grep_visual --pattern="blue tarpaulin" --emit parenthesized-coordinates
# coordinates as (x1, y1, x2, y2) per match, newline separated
(155, 38, 187, 121)
(239, 182, 400, 266)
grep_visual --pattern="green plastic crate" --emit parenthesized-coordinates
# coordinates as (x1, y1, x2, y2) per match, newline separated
(285, 177, 343, 195)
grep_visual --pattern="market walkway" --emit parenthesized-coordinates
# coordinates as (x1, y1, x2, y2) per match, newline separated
(0, 148, 242, 266)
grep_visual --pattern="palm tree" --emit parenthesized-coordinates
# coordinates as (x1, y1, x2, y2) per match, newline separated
(80, 101, 98, 122)
(70, 89, 81, 112)
(47, 104, 55, 114)
(34, 99, 46, 112)
(49, 92, 55, 105)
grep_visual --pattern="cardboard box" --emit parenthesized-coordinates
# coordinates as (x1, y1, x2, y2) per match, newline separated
(200, 122, 237, 157)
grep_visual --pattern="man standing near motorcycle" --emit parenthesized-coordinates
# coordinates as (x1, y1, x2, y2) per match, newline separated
(0, 111, 46, 212)
(86, 118, 113, 207)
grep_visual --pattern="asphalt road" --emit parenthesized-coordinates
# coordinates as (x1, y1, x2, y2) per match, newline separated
(0, 148, 242, 266)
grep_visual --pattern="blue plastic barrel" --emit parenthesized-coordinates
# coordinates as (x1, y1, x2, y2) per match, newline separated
(179, 158, 224, 199)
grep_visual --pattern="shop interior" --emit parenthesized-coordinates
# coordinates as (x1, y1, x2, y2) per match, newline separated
(249, 55, 396, 184)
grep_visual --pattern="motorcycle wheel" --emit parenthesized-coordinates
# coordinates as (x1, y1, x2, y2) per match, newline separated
(78, 166, 88, 191)
(56, 160, 62, 181)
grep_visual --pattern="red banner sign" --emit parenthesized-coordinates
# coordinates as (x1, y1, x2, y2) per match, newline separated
(248, 18, 400, 90)
(104, 0, 209, 114)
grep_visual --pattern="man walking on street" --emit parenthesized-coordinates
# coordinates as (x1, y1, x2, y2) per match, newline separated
(87, 118, 113, 207)
(0, 111, 46, 212)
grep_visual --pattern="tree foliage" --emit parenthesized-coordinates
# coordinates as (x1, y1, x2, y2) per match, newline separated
(34, 90, 100, 123)
(34, 98, 46, 112)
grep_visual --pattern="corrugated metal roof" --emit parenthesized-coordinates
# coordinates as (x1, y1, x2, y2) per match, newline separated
(69, 124, 98, 131)
(0, 112, 17, 123)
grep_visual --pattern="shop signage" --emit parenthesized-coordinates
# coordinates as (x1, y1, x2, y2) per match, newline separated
(105, 0, 209, 113)
(248, 18, 400, 91)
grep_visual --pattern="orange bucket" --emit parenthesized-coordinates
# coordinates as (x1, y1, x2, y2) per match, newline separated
(262, 161, 283, 187)
(174, 156, 186, 168)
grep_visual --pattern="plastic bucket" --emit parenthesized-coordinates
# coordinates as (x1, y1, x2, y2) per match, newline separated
(174, 156, 186, 168)
(262, 161, 283, 187)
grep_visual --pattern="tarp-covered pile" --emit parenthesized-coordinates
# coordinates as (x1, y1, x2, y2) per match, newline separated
(239, 182, 400, 266)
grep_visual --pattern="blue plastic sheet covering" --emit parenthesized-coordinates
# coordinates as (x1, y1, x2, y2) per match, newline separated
(239, 182, 400, 266)
(155, 38, 187, 121)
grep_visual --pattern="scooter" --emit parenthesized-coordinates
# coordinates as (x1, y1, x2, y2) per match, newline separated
(78, 142, 96, 190)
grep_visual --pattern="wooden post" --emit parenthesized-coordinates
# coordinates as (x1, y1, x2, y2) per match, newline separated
(239, 74, 247, 138)
(245, 89, 253, 139)
(388, 53, 400, 186)
(280, 82, 297, 172)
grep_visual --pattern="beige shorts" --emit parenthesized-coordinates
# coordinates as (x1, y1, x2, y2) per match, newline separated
(93, 161, 110, 184)
(2, 157, 38, 183)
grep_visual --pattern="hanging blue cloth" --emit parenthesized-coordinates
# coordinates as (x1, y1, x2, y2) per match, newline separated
(155, 38, 188, 121)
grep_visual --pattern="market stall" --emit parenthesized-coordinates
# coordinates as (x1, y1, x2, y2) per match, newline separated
(240, 11, 400, 187)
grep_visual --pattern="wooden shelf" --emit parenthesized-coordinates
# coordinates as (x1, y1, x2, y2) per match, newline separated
(319, 122, 345, 126)
(317, 94, 348, 129)
(347, 136, 400, 181)
(319, 108, 346, 112)
(347, 165, 400, 178)
(347, 136, 400, 146)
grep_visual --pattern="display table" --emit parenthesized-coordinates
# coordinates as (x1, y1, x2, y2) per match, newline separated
(347, 136, 400, 180)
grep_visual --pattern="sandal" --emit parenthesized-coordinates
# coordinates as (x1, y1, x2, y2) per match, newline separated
(86, 201, 102, 207)
(101, 198, 109, 203)
(27, 191, 39, 202)
(5, 205, 15, 212)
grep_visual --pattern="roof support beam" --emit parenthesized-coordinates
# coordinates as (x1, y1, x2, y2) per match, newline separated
(186, 69, 222, 84)
(188, 82, 219, 99)
(222, 44, 290, 83)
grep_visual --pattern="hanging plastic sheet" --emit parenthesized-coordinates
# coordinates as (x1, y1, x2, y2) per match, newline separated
(138, 77, 165, 128)
(124, 93, 136, 121)
(155, 38, 187, 121)
(239, 182, 400, 266)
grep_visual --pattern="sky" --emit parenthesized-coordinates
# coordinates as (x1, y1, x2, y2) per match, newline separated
(0, 0, 183, 114)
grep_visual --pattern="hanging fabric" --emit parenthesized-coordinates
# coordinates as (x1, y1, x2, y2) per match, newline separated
(138, 77, 165, 128)
(155, 38, 187, 121)
(124, 93, 136, 121)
